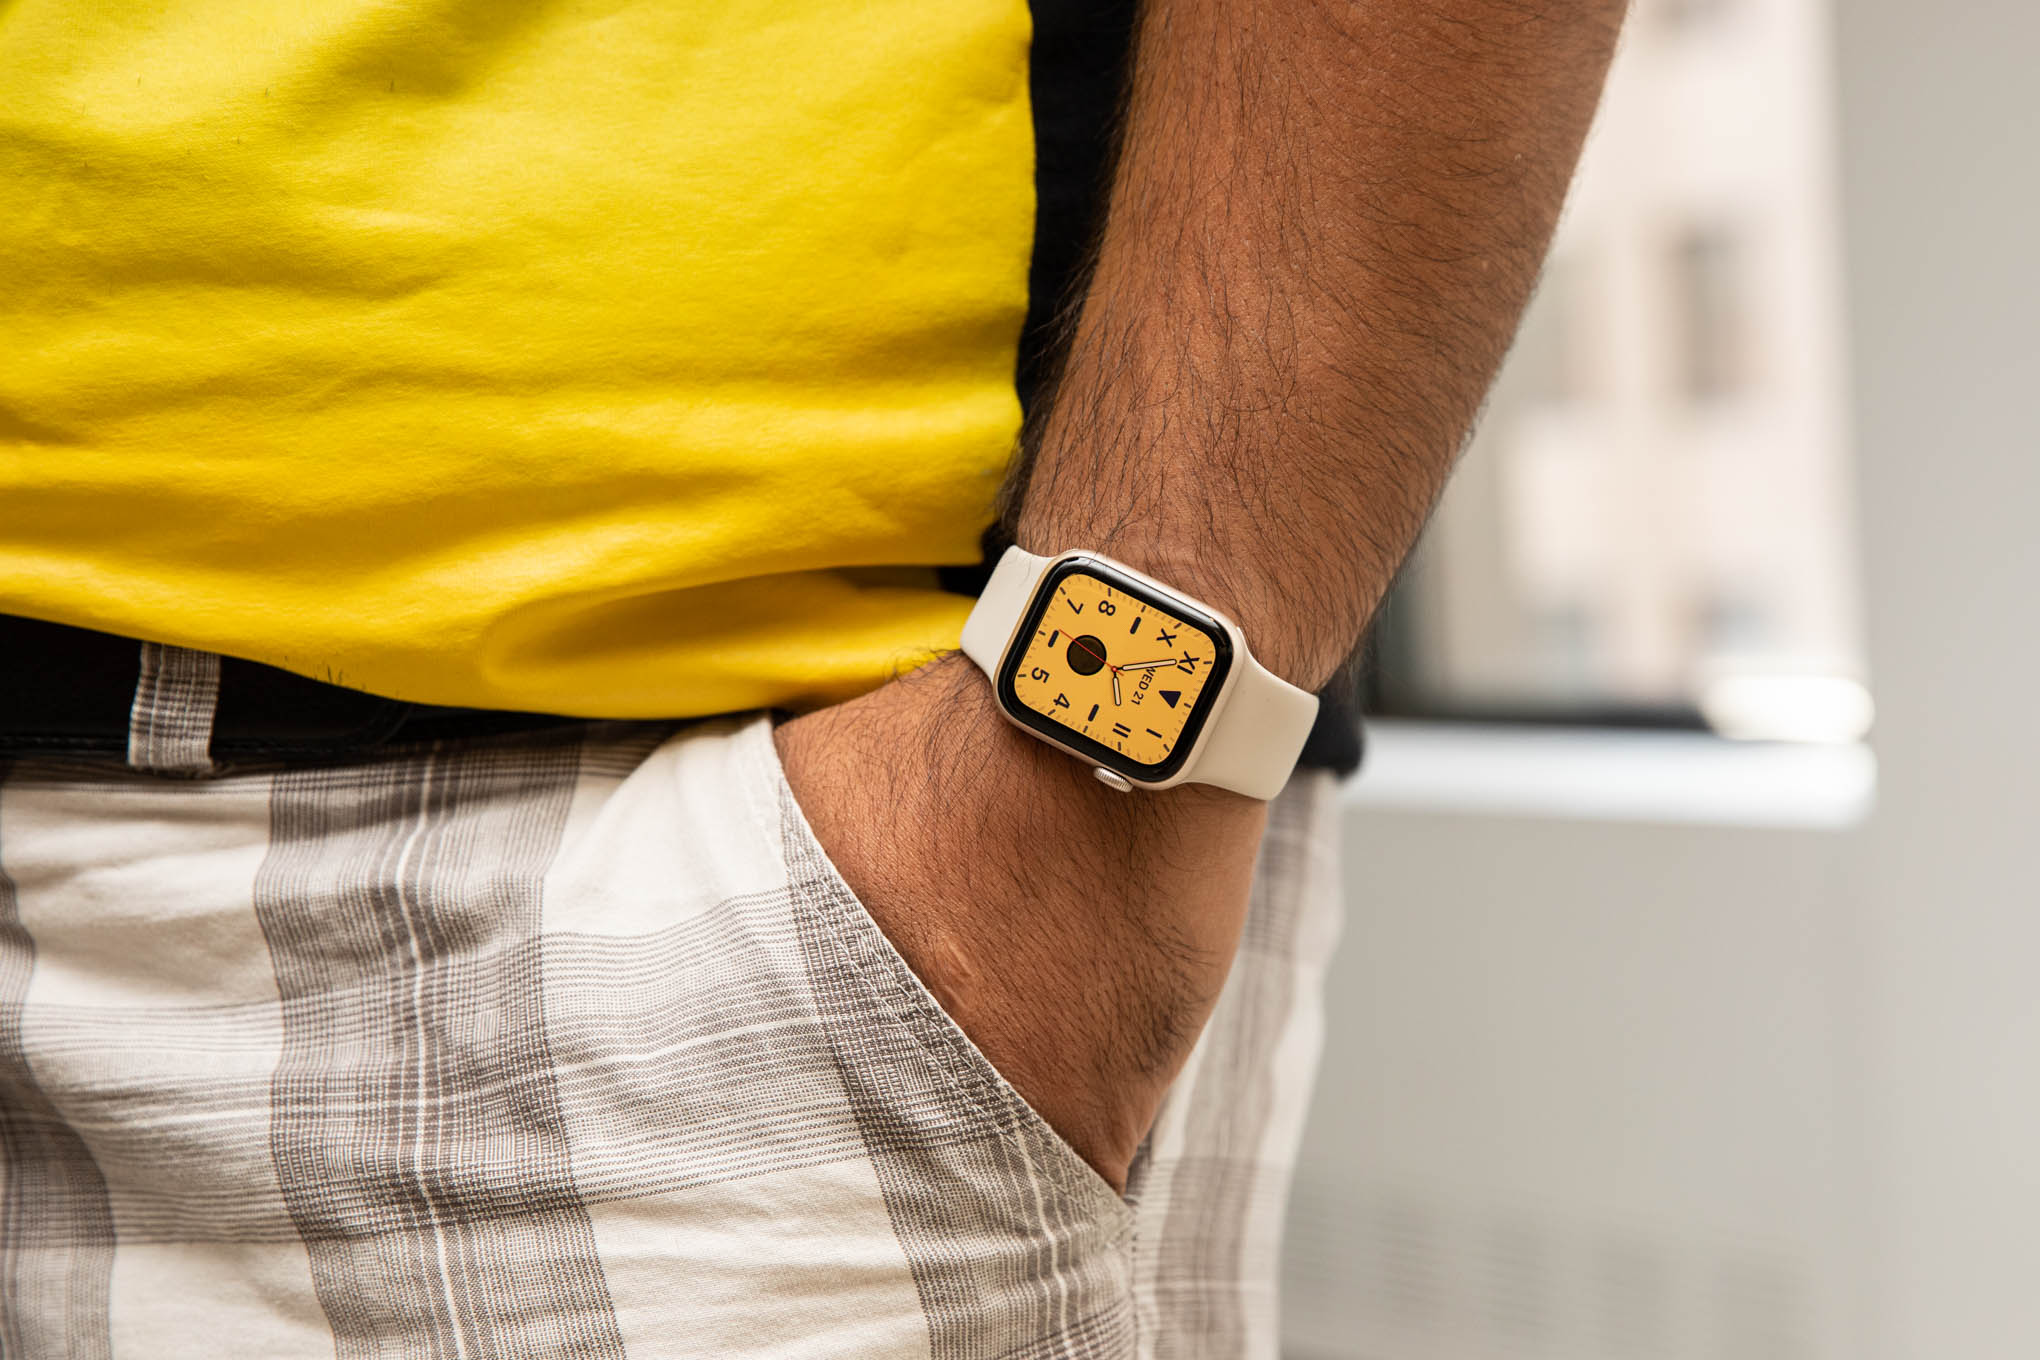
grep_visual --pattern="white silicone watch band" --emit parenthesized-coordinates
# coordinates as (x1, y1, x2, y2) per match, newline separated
(1183, 649, 1321, 799)
(959, 546, 1051, 675)
(959, 546, 1319, 799)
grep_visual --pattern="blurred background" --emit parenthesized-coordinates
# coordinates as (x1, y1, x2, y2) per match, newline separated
(1279, 0, 2039, 1352)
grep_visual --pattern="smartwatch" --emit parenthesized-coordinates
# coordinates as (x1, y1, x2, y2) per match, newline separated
(960, 547, 1319, 799)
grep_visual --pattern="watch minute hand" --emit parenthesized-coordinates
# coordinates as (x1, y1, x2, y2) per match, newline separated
(1118, 658, 1180, 671)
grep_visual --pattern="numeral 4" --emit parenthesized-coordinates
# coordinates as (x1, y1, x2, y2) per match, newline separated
(1053, 692, 1071, 708)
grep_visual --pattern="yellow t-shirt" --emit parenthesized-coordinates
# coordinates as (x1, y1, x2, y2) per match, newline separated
(0, 0, 1032, 716)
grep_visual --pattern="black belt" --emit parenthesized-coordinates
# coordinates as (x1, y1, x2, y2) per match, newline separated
(0, 614, 576, 765)
(0, 612, 1363, 774)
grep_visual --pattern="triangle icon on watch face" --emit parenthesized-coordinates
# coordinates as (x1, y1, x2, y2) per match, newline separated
(1159, 690, 1181, 708)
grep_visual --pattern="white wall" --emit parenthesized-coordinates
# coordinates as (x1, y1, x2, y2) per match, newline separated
(1284, 812, 1863, 1359)
(1281, 0, 2040, 1354)
(1838, 0, 2040, 1348)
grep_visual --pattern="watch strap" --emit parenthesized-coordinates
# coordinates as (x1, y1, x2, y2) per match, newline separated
(959, 545, 1051, 675)
(1180, 648, 1320, 799)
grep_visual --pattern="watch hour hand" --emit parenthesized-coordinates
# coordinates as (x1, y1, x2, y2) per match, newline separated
(1112, 670, 1123, 705)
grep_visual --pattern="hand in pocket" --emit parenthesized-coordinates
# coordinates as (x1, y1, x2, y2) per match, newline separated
(774, 652, 1269, 1191)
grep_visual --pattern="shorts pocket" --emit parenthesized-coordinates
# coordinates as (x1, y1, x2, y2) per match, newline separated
(736, 713, 1135, 1231)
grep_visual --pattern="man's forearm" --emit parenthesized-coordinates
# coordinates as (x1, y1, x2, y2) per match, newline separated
(781, 0, 1626, 1188)
(1016, 0, 1627, 687)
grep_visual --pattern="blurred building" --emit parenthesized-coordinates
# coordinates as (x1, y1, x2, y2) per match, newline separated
(1382, 0, 1863, 741)
(1279, 2, 1885, 1357)
(1281, 0, 2040, 1350)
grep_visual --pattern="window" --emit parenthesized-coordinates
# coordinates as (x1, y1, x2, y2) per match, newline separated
(1366, 0, 1867, 743)
(1673, 225, 1751, 405)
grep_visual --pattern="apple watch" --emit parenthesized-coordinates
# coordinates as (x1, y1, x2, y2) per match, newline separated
(960, 547, 1320, 799)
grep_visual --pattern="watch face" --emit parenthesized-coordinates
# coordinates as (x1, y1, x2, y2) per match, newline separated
(996, 557, 1235, 782)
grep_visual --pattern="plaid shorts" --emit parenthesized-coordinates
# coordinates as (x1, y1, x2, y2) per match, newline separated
(0, 682, 1341, 1357)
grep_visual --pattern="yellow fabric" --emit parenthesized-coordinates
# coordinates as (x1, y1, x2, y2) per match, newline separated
(0, 0, 1032, 716)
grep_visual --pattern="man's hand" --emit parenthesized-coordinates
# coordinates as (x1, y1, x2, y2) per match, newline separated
(775, 651, 1267, 1190)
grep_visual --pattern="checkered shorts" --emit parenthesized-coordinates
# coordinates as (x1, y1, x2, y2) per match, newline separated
(0, 693, 1341, 1357)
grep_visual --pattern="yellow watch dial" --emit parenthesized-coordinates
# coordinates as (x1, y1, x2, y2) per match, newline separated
(1005, 566, 1226, 772)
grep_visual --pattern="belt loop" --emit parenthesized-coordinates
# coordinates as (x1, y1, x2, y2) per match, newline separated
(127, 643, 222, 776)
